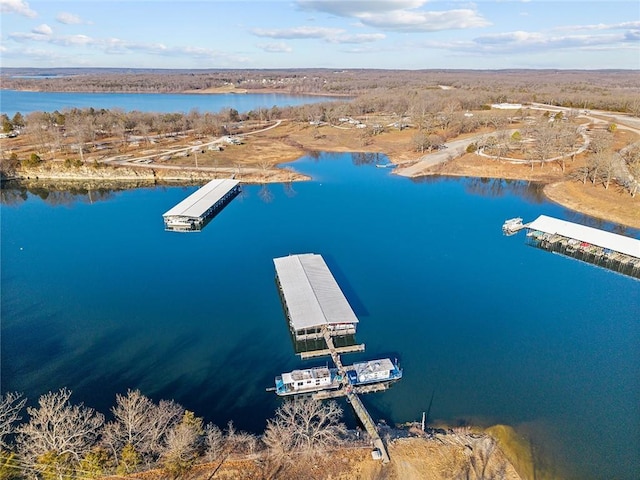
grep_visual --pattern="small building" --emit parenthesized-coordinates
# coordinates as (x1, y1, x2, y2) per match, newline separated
(162, 179, 240, 232)
(273, 253, 359, 342)
(491, 103, 523, 110)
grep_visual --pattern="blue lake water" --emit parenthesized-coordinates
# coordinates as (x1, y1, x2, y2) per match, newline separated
(0, 89, 339, 117)
(1, 153, 639, 479)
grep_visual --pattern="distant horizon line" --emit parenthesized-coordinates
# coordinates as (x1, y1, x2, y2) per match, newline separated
(2, 67, 639, 73)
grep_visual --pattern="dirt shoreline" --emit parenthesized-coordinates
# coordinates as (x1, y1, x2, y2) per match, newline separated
(4, 119, 639, 229)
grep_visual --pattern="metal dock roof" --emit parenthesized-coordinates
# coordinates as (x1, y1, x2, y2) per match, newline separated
(274, 253, 359, 331)
(527, 215, 640, 258)
(163, 179, 239, 220)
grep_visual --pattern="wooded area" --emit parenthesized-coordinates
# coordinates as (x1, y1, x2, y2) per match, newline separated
(0, 389, 350, 479)
(3, 68, 640, 113)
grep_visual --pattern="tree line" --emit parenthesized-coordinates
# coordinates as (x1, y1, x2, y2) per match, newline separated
(0, 389, 348, 480)
(3, 68, 640, 114)
(2, 91, 638, 197)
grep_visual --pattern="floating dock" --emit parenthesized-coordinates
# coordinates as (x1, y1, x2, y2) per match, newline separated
(272, 253, 398, 464)
(163, 179, 240, 232)
(273, 254, 361, 343)
(506, 214, 640, 279)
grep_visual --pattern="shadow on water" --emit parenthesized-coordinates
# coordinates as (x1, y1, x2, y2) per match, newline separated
(321, 252, 370, 318)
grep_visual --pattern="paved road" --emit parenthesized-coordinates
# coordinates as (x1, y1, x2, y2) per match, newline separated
(394, 134, 485, 177)
(396, 105, 640, 179)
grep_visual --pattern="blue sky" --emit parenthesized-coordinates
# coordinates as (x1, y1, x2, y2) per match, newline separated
(1, 0, 639, 69)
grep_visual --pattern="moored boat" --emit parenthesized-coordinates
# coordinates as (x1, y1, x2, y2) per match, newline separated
(347, 358, 403, 386)
(275, 366, 342, 396)
(273, 358, 402, 396)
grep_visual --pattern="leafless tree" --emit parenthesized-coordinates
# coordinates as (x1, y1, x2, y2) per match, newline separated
(527, 119, 559, 169)
(16, 388, 104, 479)
(620, 142, 640, 196)
(263, 397, 346, 464)
(161, 411, 204, 478)
(24, 111, 56, 160)
(203, 423, 225, 462)
(0, 392, 27, 449)
(102, 389, 184, 469)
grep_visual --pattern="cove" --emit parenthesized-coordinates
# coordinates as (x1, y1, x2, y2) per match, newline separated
(1, 152, 639, 479)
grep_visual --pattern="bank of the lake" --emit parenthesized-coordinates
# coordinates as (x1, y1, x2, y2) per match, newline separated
(2, 153, 639, 480)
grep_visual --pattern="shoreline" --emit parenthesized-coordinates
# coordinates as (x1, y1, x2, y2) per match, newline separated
(3, 112, 638, 230)
(8, 160, 639, 231)
(0, 85, 352, 98)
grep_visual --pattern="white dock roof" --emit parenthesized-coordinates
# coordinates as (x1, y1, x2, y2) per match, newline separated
(163, 179, 239, 219)
(527, 215, 640, 258)
(274, 253, 359, 331)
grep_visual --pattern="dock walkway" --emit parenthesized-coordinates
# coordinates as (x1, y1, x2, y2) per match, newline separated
(310, 327, 390, 464)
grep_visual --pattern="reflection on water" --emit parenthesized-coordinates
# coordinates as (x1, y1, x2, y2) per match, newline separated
(0, 180, 135, 206)
(1, 155, 639, 480)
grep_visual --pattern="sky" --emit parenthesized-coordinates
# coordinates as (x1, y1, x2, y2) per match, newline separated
(1, 0, 639, 70)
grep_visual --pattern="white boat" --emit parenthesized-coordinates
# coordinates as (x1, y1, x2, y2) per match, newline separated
(347, 358, 402, 386)
(502, 217, 524, 235)
(275, 366, 342, 396)
(273, 358, 402, 396)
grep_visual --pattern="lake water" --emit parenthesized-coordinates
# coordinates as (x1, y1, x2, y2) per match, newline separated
(0, 89, 340, 117)
(1, 154, 639, 479)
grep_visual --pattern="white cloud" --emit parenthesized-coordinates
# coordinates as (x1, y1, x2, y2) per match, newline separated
(257, 42, 293, 53)
(6, 29, 251, 66)
(297, 0, 426, 17)
(413, 26, 639, 56)
(559, 21, 640, 32)
(296, 0, 490, 32)
(332, 33, 386, 44)
(32, 24, 52, 35)
(0, 0, 36, 17)
(251, 26, 344, 40)
(56, 12, 87, 25)
(359, 9, 490, 32)
(251, 26, 384, 44)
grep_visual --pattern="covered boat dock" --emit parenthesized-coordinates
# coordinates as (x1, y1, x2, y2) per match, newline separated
(273, 253, 360, 342)
(163, 179, 240, 231)
(524, 215, 640, 278)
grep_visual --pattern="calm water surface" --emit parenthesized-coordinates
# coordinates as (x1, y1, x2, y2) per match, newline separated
(2, 154, 639, 479)
(0, 89, 339, 116)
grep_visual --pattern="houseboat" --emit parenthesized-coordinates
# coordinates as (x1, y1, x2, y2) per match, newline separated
(274, 358, 402, 396)
(347, 358, 403, 386)
(275, 366, 342, 396)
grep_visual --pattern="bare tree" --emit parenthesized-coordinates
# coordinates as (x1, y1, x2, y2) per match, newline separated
(16, 388, 104, 479)
(0, 392, 27, 449)
(203, 423, 225, 462)
(527, 119, 559, 169)
(103, 389, 184, 470)
(161, 411, 204, 479)
(263, 397, 346, 464)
